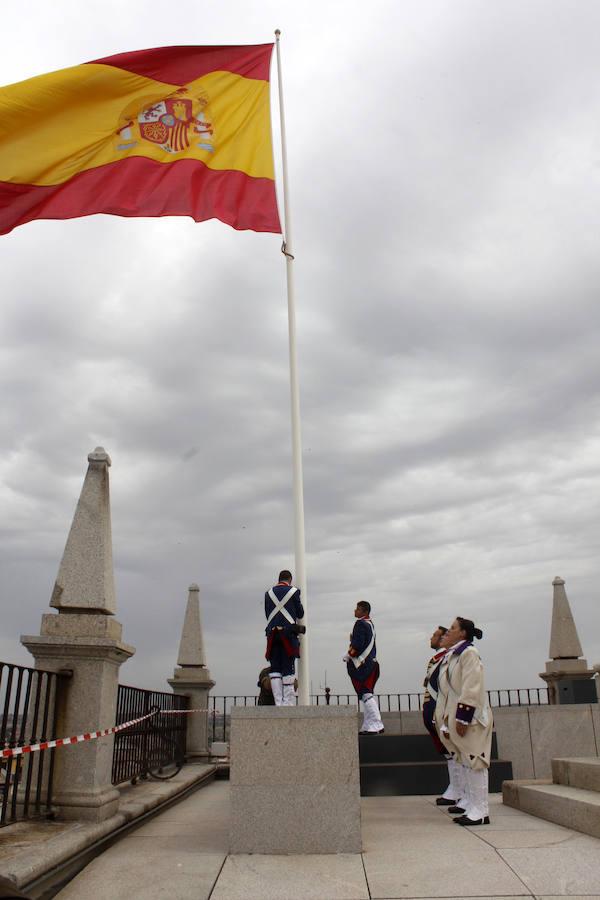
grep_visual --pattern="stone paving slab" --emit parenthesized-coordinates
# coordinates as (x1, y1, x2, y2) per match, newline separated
(56, 847, 226, 900)
(474, 817, 578, 832)
(127, 781, 229, 854)
(0, 765, 214, 891)
(363, 845, 528, 898)
(211, 854, 369, 900)
(474, 829, 578, 849)
(499, 834, 600, 896)
(54, 784, 600, 899)
(362, 826, 477, 852)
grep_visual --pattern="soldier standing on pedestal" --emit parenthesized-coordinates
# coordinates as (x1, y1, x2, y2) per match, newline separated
(264, 570, 304, 706)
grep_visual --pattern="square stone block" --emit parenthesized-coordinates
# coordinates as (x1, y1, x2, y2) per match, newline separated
(229, 707, 361, 854)
(528, 705, 597, 777)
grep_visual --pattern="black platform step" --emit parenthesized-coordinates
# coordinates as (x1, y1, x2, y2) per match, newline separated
(358, 732, 500, 764)
(360, 758, 513, 797)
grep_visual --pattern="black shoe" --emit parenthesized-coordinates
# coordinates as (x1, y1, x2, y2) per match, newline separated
(359, 728, 385, 735)
(436, 798, 456, 806)
(454, 815, 490, 826)
(447, 806, 465, 814)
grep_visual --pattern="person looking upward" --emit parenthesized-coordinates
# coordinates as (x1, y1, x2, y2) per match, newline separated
(434, 616, 493, 826)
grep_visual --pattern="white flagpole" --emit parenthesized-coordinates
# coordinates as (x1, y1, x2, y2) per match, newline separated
(274, 29, 310, 706)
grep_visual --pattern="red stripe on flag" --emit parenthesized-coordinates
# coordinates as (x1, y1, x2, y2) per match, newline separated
(87, 44, 274, 84)
(0, 157, 281, 236)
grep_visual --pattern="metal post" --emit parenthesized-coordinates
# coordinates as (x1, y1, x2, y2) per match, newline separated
(274, 29, 310, 705)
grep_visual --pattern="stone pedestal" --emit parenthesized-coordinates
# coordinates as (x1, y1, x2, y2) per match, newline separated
(168, 583, 215, 759)
(229, 706, 361, 854)
(540, 577, 596, 704)
(168, 668, 215, 759)
(540, 665, 598, 705)
(21, 447, 135, 823)
(22, 614, 134, 821)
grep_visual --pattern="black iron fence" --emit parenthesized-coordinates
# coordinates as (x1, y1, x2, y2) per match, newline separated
(487, 687, 548, 707)
(111, 684, 188, 785)
(0, 661, 64, 828)
(208, 687, 549, 744)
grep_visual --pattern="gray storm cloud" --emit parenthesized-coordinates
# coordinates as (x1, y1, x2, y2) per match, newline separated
(1, 0, 599, 698)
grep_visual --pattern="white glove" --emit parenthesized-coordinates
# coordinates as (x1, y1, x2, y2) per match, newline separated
(342, 654, 350, 663)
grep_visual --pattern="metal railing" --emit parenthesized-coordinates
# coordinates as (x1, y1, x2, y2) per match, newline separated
(208, 687, 549, 744)
(111, 684, 188, 785)
(487, 687, 548, 707)
(0, 661, 64, 828)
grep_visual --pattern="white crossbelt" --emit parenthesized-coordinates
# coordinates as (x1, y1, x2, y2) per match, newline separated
(266, 587, 297, 627)
(352, 619, 376, 669)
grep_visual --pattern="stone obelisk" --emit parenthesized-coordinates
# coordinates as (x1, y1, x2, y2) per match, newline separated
(168, 584, 215, 759)
(22, 448, 135, 821)
(539, 576, 596, 704)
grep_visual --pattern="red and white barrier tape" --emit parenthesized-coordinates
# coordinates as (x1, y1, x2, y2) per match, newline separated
(1, 707, 210, 760)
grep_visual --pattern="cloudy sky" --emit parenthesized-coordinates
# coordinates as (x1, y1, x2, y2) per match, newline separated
(2, 0, 599, 702)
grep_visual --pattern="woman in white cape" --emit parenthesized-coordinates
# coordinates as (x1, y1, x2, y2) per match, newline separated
(434, 617, 492, 826)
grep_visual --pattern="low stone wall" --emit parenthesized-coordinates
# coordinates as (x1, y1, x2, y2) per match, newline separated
(494, 703, 600, 778)
(380, 710, 428, 735)
(381, 703, 600, 779)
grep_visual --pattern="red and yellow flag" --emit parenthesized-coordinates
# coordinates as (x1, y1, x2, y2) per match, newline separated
(0, 45, 281, 235)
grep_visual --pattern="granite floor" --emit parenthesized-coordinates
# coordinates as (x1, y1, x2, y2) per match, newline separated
(56, 784, 600, 899)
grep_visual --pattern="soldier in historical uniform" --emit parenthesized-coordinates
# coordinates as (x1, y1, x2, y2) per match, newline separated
(345, 601, 384, 734)
(422, 625, 448, 754)
(435, 617, 493, 826)
(422, 626, 466, 809)
(264, 570, 304, 706)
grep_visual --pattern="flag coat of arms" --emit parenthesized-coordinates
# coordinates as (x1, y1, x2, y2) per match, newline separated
(0, 45, 281, 235)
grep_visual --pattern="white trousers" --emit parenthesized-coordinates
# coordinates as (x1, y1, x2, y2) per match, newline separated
(361, 693, 383, 732)
(270, 673, 283, 706)
(282, 675, 296, 706)
(442, 758, 466, 804)
(463, 766, 489, 820)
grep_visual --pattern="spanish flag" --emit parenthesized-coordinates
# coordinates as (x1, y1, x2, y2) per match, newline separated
(0, 45, 281, 236)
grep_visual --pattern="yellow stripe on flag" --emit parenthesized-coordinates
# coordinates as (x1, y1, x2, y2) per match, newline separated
(0, 63, 275, 186)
